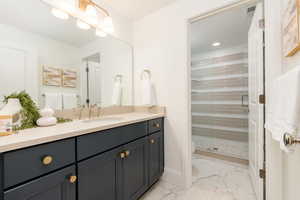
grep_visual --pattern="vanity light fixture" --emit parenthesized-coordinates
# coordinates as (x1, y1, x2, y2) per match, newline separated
(212, 42, 221, 47)
(47, 0, 114, 35)
(51, 8, 69, 20)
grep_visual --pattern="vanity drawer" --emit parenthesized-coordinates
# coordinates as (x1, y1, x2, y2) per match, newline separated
(77, 122, 147, 160)
(148, 118, 163, 134)
(4, 138, 75, 189)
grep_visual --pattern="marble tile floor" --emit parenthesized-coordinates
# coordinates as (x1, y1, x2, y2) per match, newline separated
(141, 154, 257, 200)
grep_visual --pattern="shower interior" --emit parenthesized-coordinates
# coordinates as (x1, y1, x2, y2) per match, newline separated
(191, 3, 255, 161)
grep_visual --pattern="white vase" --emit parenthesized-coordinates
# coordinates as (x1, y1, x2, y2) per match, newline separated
(0, 98, 22, 127)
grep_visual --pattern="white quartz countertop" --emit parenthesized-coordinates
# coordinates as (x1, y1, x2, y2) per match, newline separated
(0, 112, 165, 153)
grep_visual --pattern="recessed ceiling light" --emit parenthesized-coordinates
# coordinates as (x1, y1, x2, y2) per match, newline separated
(212, 42, 221, 47)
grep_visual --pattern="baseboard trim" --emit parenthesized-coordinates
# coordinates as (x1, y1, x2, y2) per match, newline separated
(195, 150, 249, 165)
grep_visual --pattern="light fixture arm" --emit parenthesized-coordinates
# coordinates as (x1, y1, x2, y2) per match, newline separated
(79, 0, 110, 16)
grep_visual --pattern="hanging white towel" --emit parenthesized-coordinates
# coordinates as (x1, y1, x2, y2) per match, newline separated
(44, 93, 62, 110)
(63, 93, 78, 109)
(141, 73, 157, 107)
(265, 66, 300, 153)
(112, 81, 122, 106)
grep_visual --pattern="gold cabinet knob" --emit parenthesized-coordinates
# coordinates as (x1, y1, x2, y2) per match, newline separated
(150, 139, 155, 144)
(120, 152, 126, 159)
(42, 156, 53, 165)
(125, 150, 130, 157)
(69, 175, 77, 184)
(154, 123, 160, 128)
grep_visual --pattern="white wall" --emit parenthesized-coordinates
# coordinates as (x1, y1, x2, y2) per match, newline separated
(0, 24, 81, 107)
(265, 0, 300, 199)
(133, 0, 241, 188)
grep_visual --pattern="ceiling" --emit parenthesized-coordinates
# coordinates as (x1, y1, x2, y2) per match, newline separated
(95, 0, 177, 20)
(0, 0, 107, 47)
(191, 3, 256, 55)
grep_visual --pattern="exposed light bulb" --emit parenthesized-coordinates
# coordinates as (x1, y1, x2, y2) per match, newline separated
(102, 16, 114, 33)
(51, 8, 69, 20)
(96, 29, 107, 37)
(212, 42, 221, 47)
(77, 19, 91, 30)
(86, 5, 98, 25)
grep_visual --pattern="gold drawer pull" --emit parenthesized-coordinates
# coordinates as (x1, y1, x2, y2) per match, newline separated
(42, 156, 53, 165)
(154, 123, 160, 128)
(120, 152, 126, 159)
(69, 175, 77, 184)
(125, 150, 130, 157)
(150, 139, 155, 144)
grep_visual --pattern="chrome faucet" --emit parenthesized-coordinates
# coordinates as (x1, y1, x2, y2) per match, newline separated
(89, 104, 97, 119)
(78, 105, 85, 120)
(97, 105, 102, 118)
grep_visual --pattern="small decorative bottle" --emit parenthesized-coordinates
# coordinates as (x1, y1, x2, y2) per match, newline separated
(0, 98, 23, 135)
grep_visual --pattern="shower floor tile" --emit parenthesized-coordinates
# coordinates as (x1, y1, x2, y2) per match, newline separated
(140, 154, 257, 200)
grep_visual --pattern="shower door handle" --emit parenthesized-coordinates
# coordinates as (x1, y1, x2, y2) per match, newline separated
(241, 95, 249, 107)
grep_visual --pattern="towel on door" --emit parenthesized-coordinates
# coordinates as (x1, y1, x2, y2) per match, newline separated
(112, 80, 122, 106)
(44, 93, 62, 110)
(63, 93, 78, 109)
(265, 66, 300, 152)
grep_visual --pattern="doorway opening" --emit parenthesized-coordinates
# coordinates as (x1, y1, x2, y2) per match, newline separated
(81, 53, 102, 107)
(189, 1, 265, 199)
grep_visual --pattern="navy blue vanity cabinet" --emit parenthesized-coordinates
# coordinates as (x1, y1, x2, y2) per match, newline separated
(78, 147, 123, 200)
(4, 166, 76, 200)
(121, 137, 149, 200)
(0, 118, 164, 200)
(148, 131, 164, 186)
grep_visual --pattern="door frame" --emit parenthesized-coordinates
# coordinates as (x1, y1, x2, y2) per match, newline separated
(186, 0, 266, 198)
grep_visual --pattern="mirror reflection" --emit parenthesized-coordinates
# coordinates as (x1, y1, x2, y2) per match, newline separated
(0, 0, 133, 110)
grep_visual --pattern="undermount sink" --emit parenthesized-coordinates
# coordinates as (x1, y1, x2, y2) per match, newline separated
(82, 117, 124, 123)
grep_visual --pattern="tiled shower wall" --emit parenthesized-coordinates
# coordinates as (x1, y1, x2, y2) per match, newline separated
(191, 45, 249, 160)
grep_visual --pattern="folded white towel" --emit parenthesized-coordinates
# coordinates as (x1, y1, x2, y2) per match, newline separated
(44, 93, 62, 110)
(265, 66, 300, 153)
(141, 73, 157, 107)
(63, 93, 78, 109)
(112, 80, 122, 106)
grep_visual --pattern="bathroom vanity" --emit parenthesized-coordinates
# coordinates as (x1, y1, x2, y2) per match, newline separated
(0, 116, 164, 200)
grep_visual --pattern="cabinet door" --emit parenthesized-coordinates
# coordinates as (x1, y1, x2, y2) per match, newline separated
(78, 147, 123, 200)
(121, 137, 148, 200)
(148, 131, 164, 186)
(4, 166, 76, 200)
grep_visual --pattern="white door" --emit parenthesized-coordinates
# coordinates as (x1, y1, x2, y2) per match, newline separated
(248, 3, 264, 200)
(0, 43, 38, 107)
(88, 62, 102, 106)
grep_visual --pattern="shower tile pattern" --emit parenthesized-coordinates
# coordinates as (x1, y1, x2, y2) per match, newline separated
(141, 154, 256, 200)
(191, 50, 249, 160)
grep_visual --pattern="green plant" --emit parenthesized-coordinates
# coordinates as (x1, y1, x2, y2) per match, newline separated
(3, 91, 73, 130)
(4, 91, 41, 130)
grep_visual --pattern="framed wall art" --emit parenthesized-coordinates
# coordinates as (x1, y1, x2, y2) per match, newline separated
(42, 66, 62, 87)
(62, 69, 77, 88)
(282, 0, 300, 57)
